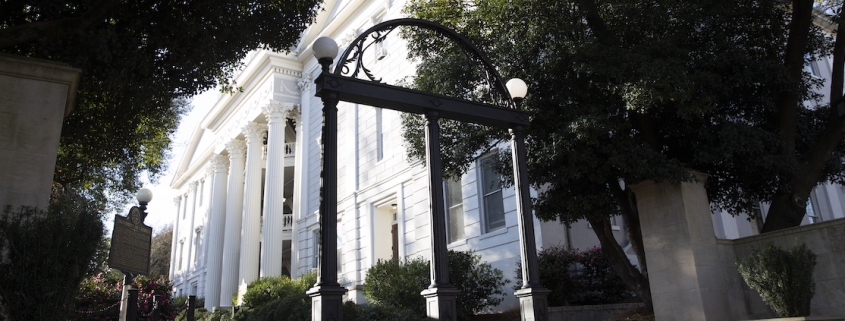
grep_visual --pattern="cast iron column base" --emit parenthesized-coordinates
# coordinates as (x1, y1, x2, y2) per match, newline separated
(515, 287, 550, 321)
(307, 285, 347, 321)
(421, 287, 460, 321)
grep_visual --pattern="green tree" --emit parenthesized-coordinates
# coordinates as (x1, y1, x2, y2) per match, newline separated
(0, 189, 104, 320)
(401, 0, 844, 310)
(150, 224, 174, 276)
(0, 0, 322, 208)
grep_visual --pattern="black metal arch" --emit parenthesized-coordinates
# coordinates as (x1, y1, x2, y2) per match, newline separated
(334, 18, 516, 109)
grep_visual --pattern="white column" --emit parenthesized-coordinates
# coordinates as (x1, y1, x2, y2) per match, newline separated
(169, 196, 182, 279)
(260, 103, 291, 277)
(185, 181, 198, 271)
(204, 154, 229, 308)
(290, 106, 304, 276)
(237, 122, 267, 303)
(220, 139, 246, 307)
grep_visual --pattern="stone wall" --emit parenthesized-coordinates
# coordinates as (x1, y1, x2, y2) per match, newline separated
(718, 217, 845, 320)
(547, 303, 644, 321)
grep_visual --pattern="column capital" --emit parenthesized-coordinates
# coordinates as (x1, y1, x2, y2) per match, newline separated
(297, 75, 312, 91)
(289, 104, 301, 123)
(174, 197, 182, 205)
(188, 181, 198, 192)
(226, 139, 247, 160)
(262, 102, 294, 123)
(242, 122, 267, 143)
(210, 154, 230, 173)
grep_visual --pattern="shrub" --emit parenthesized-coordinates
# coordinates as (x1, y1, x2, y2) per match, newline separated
(226, 270, 317, 321)
(344, 300, 422, 321)
(515, 246, 633, 306)
(0, 190, 105, 320)
(363, 250, 509, 321)
(736, 242, 817, 317)
(239, 270, 317, 308)
(364, 257, 429, 317)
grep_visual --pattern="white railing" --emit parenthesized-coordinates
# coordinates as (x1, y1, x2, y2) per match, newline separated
(282, 214, 294, 231)
(284, 143, 295, 157)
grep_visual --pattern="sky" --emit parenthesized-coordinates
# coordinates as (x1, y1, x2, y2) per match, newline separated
(107, 89, 219, 235)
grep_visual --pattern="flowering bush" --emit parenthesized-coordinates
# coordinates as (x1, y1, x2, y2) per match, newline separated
(70, 273, 177, 320)
(70, 272, 123, 320)
(515, 246, 633, 306)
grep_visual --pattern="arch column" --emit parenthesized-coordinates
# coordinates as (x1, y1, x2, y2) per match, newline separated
(260, 102, 292, 277)
(204, 154, 229, 308)
(237, 122, 268, 303)
(220, 139, 246, 307)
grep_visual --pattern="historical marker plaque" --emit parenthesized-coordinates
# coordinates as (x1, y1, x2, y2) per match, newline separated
(108, 206, 152, 275)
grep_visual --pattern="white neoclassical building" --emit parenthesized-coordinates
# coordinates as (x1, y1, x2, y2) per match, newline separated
(167, 0, 845, 312)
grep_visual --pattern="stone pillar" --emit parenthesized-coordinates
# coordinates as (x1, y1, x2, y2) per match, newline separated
(260, 103, 291, 277)
(237, 122, 268, 303)
(630, 172, 731, 321)
(204, 154, 229, 308)
(219, 139, 246, 307)
(169, 196, 182, 278)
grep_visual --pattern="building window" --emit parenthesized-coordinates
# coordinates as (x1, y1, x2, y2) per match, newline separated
(178, 240, 184, 270)
(444, 178, 465, 243)
(193, 230, 201, 263)
(479, 155, 505, 232)
(806, 196, 820, 224)
(805, 54, 821, 77)
(376, 108, 384, 161)
(312, 229, 320, 269)
(198, 180, 204, 206)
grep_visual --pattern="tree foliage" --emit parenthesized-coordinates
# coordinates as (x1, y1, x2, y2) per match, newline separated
(0, 189, 104, 320)
(400, 0, 844, 310)
(150, 224, 174, 277)
(0, 0, 322, 208)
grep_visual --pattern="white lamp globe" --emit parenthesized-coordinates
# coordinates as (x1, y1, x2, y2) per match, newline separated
(506, 78, 528, 99)
(136, 188, 153, 203)
(313, 37, 339, 60)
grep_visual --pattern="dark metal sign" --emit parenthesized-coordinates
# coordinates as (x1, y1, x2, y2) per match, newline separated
(108, 206, 152, 275)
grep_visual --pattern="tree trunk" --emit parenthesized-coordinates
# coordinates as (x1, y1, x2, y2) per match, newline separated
(609, 179, 648, 280)
(587, 215, 653, 311)
(764, 2, 845, 233)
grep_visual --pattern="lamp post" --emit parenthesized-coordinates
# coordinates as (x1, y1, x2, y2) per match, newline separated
(136, 188, 153, 221)
(306, 36, 348, 321)
(506, 78, 550, 320)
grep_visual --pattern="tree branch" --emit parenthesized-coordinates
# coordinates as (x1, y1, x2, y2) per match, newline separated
(776, 0, 814, 159)
(0, 1, 121, 49)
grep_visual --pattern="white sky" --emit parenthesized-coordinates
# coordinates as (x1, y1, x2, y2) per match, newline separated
(106, 89, 219, 235)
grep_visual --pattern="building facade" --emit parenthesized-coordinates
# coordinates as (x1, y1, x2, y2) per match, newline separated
(167, 0, 842, 312)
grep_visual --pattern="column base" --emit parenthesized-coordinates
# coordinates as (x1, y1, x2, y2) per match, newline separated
(306, 284, 347, 321)
(515, 287, 550, 321)
(421, 286, 460, 321)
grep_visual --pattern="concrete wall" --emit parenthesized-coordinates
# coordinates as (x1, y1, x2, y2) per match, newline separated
(0, 54, 79, 210)
(719, 217, 845, 320)
(547, 303, 644, 321)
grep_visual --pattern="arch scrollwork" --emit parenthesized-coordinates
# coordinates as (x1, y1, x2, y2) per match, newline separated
(334, 18, 516, 109)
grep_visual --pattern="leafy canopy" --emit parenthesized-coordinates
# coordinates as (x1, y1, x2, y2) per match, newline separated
(0, 0, 321, 208)
(400, 0, 837, 225)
